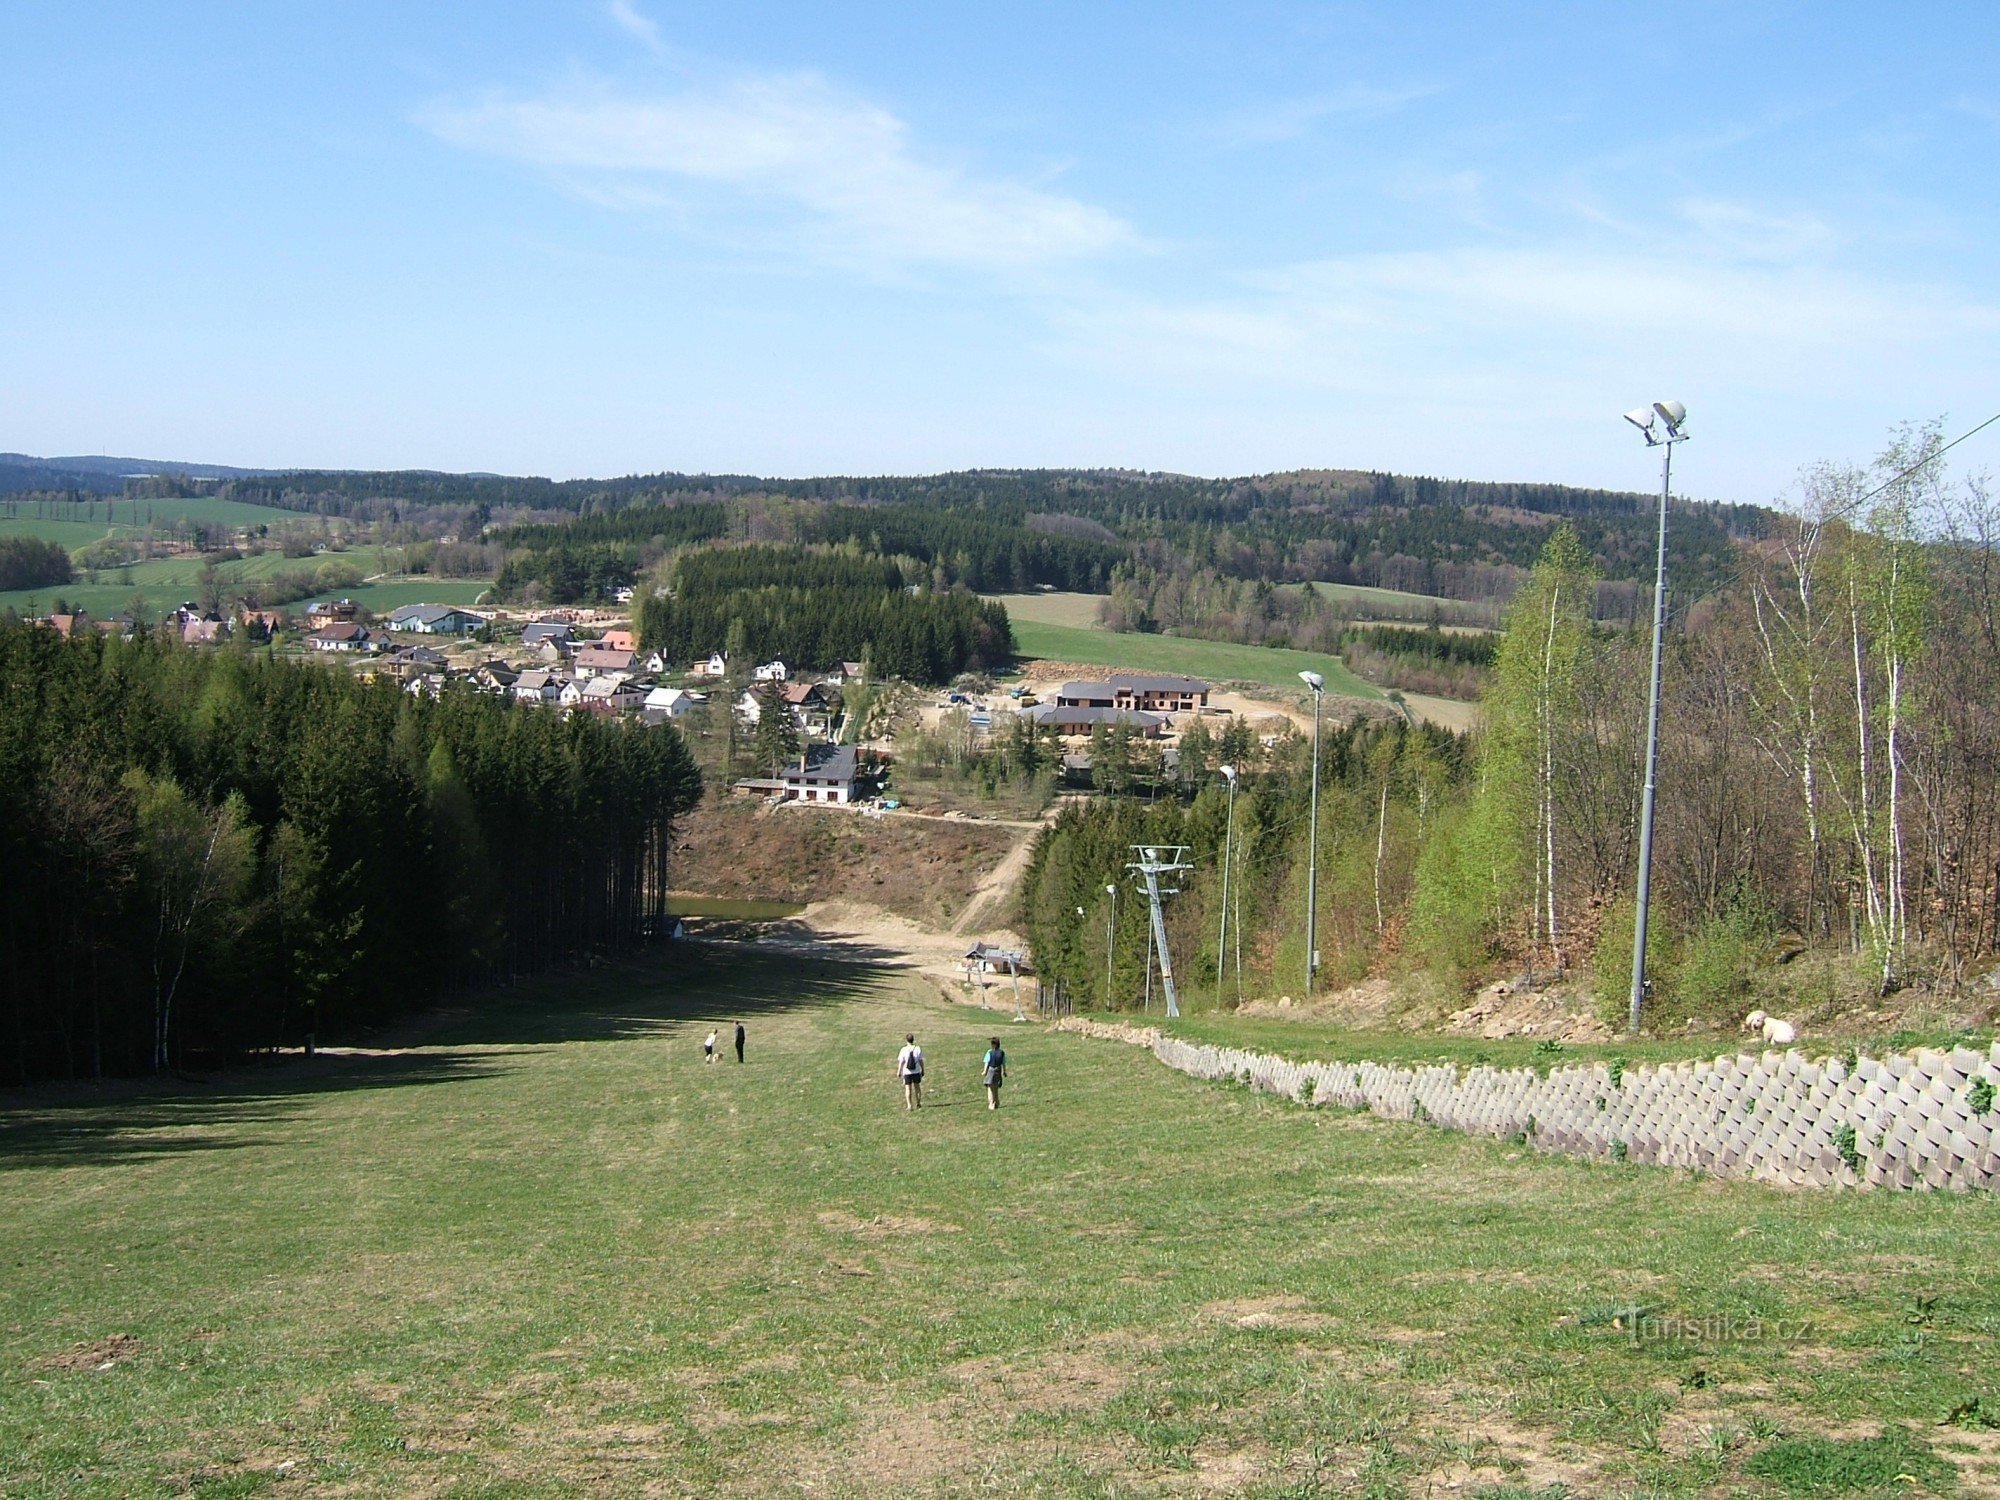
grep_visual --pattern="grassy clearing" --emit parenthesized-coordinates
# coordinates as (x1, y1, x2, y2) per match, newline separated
(0, 495, 300, 537)
(1010, 618, 1380, 699)
(3, 950, 1994, 1496)
(986, 590, 1109, 628)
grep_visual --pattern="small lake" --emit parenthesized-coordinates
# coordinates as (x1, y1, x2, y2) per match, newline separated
(666, 897, 807, 921)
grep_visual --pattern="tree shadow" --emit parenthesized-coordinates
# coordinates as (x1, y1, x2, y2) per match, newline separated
(0, 944, 891, 1170)
(0, 1050, 514, 1172)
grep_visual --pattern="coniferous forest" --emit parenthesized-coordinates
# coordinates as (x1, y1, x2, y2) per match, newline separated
(637, 545, 1014, 682)
(0, 623, 704, 1083)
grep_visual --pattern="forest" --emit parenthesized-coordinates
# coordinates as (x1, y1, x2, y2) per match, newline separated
(0, 536, 72, 590)
(1024, 426, 2000, 1026)
(636, 545, 1014, 683)
(0, 624, 704, 1083)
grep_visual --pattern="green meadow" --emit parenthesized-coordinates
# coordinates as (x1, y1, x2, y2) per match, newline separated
(1007, 618, 1380, 700)
(3, 949, 1994, 1497)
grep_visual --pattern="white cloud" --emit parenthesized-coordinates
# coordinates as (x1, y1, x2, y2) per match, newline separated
(606, 0, 665, 56)
(421, 72, 1136, 273)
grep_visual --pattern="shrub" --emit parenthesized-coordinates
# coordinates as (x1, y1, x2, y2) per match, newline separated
(1673, 896, 1769, 1021)
(1591, 895, 1672, 1030)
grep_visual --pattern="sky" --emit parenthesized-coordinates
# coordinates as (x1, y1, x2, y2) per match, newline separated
(4, 2, 1997, 502)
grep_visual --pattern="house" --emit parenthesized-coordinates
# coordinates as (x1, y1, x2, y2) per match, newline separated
(306, 599, 360, 627)
(1052, 674, 1210, 714)
(689, 652, 728, 680)
(469, 660, 519, 694)
(236, 604, 286, 634)
(387, 604, 484, 636)
(375, 645, 449, 679)
(643, 686, 703, 719)
(512, 668, 563, 704)
(751, 659, 787, 682)
(403, 672, 449, 699)
(781, 744, 862, 804)
(520, 622, 574, 650)
(45, 611, 92, 640)
(1022, 703, 1164, 738)
(1111, 673, 1209, 713)
(839, 660, 866, 682)
(581, 676, 645, 711)
(181, 618, 227, 646)
(642, 650, 670, 674)
(595, 628, 638, 653)
(558, 678, 588, 708)
(1053, 681, 1117, 709)
(573, 646, 639, 680)
(535, 638, 572, 666)
(307, 622, 373, 653)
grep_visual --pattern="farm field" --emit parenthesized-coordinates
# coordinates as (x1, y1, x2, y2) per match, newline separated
(1008, 616, 1380, 700)
(0, 573, 492, 620)
(0, 494, 300, 538)
(1295, 581, 1505, 628)
(985, 590, 1107, 628)
(3, 949, 1994, 1497)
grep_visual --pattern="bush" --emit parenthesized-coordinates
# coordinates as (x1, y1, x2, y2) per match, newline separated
(1591, 895, 1672, 1030)
(313, 559, 365, 590)
(1672, 897, 1769, 1021)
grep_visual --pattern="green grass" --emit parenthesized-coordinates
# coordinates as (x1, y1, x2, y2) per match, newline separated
(1297, 581, 1505, 629)
(0, 574, 492, 620)
(3, 951, 1994, 1497)
(1009, 618, 1380, 699)
(0, 495, 300, 537)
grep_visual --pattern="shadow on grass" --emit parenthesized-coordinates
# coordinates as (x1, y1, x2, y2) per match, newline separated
(0, 1051, 515, 1172)
(1, 945, 886, 1170)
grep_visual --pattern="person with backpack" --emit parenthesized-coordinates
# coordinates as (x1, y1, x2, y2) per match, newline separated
(895, 1034, 925, 1111)
(982, 1036, 1007, 1111)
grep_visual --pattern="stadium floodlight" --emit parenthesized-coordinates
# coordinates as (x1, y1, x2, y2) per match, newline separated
(1217, 764, 1239, 1009)
(1623, 400, 1690, 1035)
(1299, 672, 1325, 996)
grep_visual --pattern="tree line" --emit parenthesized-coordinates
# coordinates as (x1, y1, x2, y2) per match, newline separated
(0, 623, 704, 1083)
(1024, 424, 2000, 1026)
(636, 545, 1013, 684)
(0, 536, 72, 590)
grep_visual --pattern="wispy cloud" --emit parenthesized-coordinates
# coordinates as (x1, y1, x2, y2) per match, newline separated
(1210, 84, 1440, 146)
(1051, 244, 2000, 414)
(606, 0, 665, 56)
(421, 72, 1136, 274)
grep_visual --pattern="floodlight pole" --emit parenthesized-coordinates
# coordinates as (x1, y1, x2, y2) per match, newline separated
(1216, 766, 1237, 1011)
(1104, 883, 1117, 1007)
(1626, 406, 1688, 1035)
(1301, 674, 1325, 998)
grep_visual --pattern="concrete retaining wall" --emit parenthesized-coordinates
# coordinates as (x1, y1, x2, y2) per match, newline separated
(1053, 1020, 2000, 1192)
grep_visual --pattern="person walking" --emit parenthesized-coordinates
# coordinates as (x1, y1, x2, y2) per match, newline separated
(895, 1033, 925, 1111)
(982, 1036, 1007, 1111)
(703, 1028, 718, 1064)
(733, 1021, 746, 1063)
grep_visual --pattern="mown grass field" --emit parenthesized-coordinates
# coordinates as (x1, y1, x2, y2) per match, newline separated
(4, 950, 1995, 1498)
(1008, 618, 1380, 700)
(0, 495, 300, 540)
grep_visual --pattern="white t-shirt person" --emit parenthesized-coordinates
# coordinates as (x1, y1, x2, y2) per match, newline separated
(896, 1036, 925, 1110)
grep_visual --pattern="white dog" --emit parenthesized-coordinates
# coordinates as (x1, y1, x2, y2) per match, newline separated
(1741, 1009, 1795, 1046)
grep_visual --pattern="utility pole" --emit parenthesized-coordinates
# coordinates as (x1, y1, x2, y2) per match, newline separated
(1299, 671, 1325, 997)
(1103, 882, 1117, 1007)
(1129, 844, 1192, 1018)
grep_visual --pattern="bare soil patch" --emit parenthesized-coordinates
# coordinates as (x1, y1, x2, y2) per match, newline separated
(675, 797, 1017, 930)
(48, 1333, 140, 1372)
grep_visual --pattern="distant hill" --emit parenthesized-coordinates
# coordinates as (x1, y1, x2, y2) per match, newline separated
(0, 452, 288, 495)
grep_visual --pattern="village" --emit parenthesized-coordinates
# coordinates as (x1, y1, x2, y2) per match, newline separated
(25, 596, 1247, 810)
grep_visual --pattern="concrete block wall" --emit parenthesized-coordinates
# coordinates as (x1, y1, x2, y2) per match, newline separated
(1055, 1020, 2000, 1192)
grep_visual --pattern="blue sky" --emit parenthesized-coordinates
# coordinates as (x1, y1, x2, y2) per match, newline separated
(4, 3, 1997, 501)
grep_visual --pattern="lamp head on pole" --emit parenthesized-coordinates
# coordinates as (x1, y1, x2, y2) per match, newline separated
(1105, 883, 1117, 895)
(1624, 400, 1689, 447)
(1298, 670, 1324, 694)
(1219, 764, 1237, 784)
